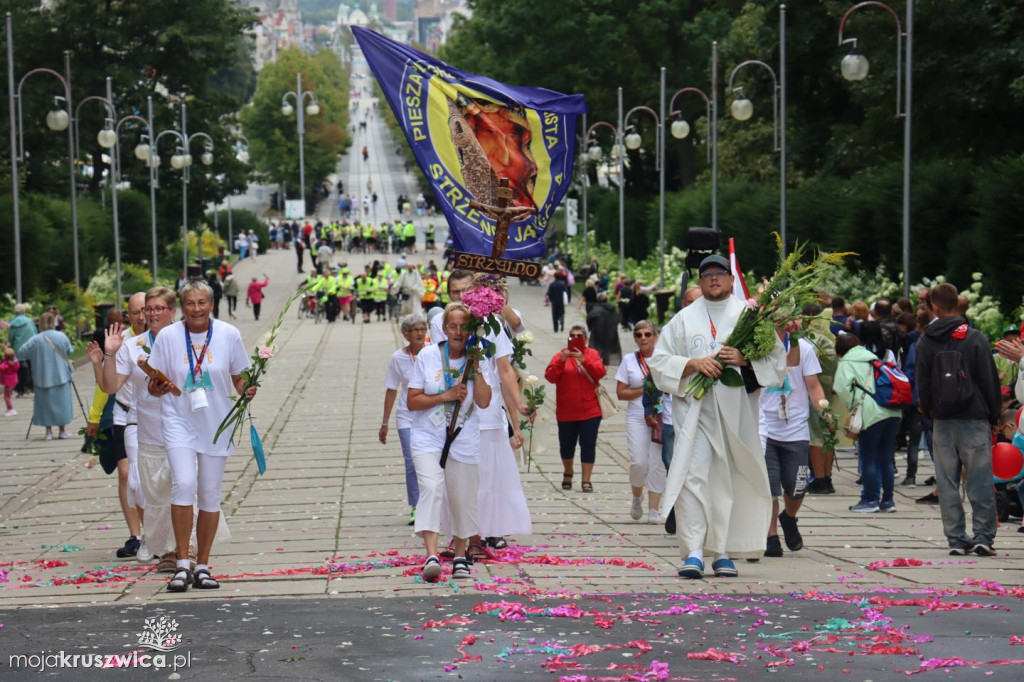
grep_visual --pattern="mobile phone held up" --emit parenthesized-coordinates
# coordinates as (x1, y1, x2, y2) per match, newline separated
(568, 336, 586, 353)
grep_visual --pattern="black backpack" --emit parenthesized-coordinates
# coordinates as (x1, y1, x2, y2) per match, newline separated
(930, 341, 975, 419)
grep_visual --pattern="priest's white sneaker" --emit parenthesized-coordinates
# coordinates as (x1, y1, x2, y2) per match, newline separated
(647, 510, 661, 525)
(630, 496, 643, 520)
(136, 539, 153, 562)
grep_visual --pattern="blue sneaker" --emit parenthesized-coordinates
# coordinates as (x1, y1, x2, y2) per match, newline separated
(677, 557, 704, 579)
(849, 500, 880, 513)
(711, 557, 738, 577)
(879, 501, 897, 513)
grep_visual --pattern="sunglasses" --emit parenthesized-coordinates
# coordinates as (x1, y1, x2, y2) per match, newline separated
(568, 334, 585, 339)
(700, 269, 729, 279)
(634, 332, 654, 338)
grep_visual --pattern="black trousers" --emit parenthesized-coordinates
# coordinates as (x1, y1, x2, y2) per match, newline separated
(558, 417, 602, 464)
(253, 302, 262, 320)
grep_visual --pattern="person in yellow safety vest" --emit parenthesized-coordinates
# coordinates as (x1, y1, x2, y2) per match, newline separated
(372, 271, 389, 321)
(403, 220, 416, 254)
(310, 240, 320, 274)
(356, 267, 376, 323)
(438, 278, 450, 305)
(336, 266, 356, 323)
(305, 268, 319, 291)
(421, 275, 439, 312)
(323, 269, 340, 323)
(363, 223, 374, 254)
(425, 224, 436, 251)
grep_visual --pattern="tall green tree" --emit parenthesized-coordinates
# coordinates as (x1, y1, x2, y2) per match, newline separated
(1, 0, 258, 296)
(240, 46, 350, 208)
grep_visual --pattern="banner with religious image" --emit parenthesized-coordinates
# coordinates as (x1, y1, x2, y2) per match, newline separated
(352, 26, 587, 260)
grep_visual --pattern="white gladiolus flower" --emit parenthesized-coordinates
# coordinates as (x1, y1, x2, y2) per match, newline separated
(818, 399, 830, 410)
(525, 375, 539, 385)
(519, 331, 534, 344)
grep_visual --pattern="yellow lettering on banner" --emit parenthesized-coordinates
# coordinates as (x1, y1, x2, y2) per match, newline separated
(543, 112, 559, 150)
(514, 224, 538, 242)
(404, 73, 426, 141)
(430, 164, 444, 180)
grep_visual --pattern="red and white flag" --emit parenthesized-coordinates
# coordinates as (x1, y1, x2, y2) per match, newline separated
(729, 238, 750, 301)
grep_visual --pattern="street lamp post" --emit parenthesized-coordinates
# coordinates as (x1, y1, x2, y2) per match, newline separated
(74, 77, 153, 307)
(581, 117, 621, 271)
(667, 41, 719, 232)
(6, 12, 78, 302)
(623, 98, 663, 287)
(617, 87, 625, 274)
(228, 134, 251, 254)
(838, 0, 912, 298)
(728, 5, 786, 255)
(281, 72, 319, 218)
(153, 102, 214, 278)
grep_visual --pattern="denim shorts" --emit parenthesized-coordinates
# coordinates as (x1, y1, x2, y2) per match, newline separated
(764, 437, 810, 499)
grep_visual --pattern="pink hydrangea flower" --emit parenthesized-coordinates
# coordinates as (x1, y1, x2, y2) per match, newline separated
(257, 346, 274, 360)
(461, 287, 506, 318)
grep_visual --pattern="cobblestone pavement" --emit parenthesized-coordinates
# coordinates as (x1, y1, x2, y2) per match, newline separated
(0, 50, 1019, 680)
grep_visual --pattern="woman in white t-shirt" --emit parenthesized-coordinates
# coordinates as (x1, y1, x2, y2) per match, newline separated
(90, 287, 182, 571)
(615, 320, 668, 524)
(380, 313, 429, 526)
(147, 280, 254, 593)
(406, 303, 492, 582)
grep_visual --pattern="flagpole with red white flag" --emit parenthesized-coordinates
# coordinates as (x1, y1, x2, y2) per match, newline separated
(729, 237, 750, 300)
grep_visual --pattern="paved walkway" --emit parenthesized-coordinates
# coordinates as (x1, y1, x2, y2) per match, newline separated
(0, 48, 1020, 681)
(1, 48, 1021, 610)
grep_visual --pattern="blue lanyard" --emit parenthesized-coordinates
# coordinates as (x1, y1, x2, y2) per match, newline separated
(185, 323, 213, 383)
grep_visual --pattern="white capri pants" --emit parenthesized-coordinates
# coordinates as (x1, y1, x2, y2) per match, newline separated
(412, 451, 479, 540)
(166, 448, 229, 512)
(123, 424, 144, 510)
(625, 417, 666, 493)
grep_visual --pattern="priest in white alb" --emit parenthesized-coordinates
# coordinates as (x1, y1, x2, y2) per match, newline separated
(648, 255, 786, 579)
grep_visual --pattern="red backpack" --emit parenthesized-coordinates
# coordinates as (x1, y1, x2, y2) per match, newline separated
(855, 359, 914, 408)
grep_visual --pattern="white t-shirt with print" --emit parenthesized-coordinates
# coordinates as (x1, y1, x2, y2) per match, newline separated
(407, 343, 490, 465)
(759, 337, 822, 442)
(116, 330, 164, 447)
(616, 352, 655, 421)
(147, 319, 251, 456)
(428, 313, 514, 432)
(385, 347, 420, 430)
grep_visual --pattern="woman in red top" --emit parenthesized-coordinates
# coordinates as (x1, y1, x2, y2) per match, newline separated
(246, 275, 270, 321)
(545, 325, 607, 493)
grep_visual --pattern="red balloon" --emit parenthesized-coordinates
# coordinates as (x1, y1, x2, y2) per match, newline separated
(992, 442, 1024, 481)
(1016, 407, 1023, 429)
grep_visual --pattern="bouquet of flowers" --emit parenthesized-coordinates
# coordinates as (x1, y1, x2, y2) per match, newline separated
(816, 398, 840, 453)
(686, 236, 851, 400)
(440, 280, 506, 467)
(214, 285, 309, 474)
(518, 375, 546, 471)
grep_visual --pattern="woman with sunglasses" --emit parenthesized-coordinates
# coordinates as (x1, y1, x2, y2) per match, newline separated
(380, 313, 429, 526)
(616, 320, 667, 523)
(88, 287, 193, 572)
(545, 325, 606, 492)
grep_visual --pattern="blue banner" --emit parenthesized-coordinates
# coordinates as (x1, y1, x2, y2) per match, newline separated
(352, 26, 587, 260)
